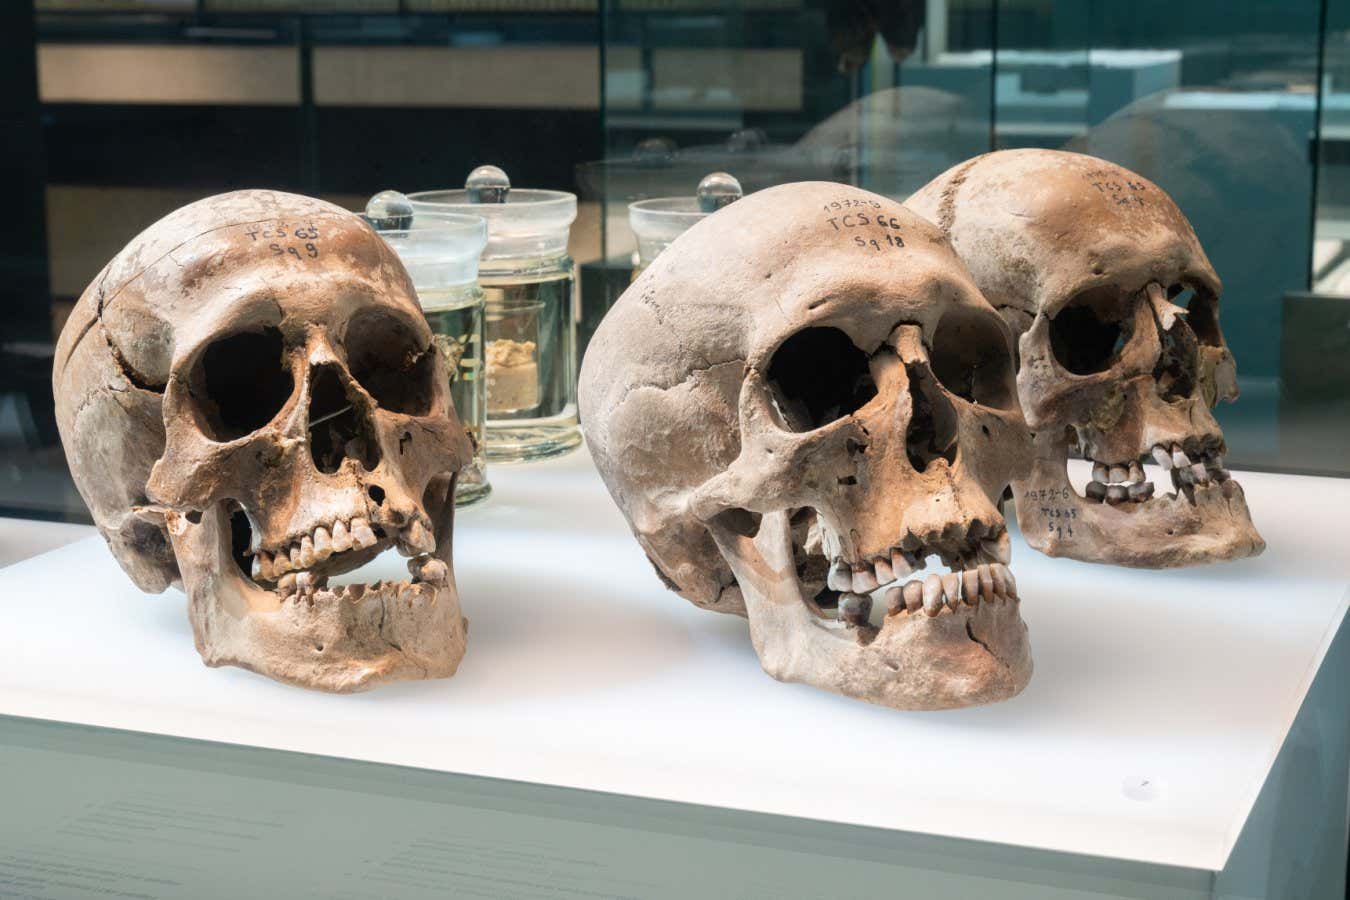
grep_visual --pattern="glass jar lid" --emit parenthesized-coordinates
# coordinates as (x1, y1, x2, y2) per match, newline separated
(407, 166, 577, 261)
(629, 172, 743, 261)
(365, 192, 488, 292)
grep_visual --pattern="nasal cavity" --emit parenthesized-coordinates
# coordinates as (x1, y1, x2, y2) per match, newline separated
(1152, 317, 1200, 403)
(308, 365, 380, 474)
(905, 364, 958, 472)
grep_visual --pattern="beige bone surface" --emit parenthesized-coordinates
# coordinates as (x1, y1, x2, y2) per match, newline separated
(581, 181, 1034, 710)
(907, 150, 1263, 568)
(53, 190, 472, 691)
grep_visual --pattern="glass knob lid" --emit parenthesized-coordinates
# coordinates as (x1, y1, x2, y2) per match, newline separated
(363, 190, 414, 231)
(466, 165, 511, 204)
(697, 172, 743, 213)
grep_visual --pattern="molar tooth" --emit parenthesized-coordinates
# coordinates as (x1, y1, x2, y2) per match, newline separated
(884, 585, 905, 615)
(922, 574, 944, 616)
(901, 533, 922, 552)
(903, 581, 924, 612)
(1092, 462, 1108, 483)
(1085, 481, 1107, 502)
(277, 572, 297, 598)
(851, 567, 879, 594)
(1152, 445, 1174, 470)
(1190, 462, 1210, 484)
(941, 572, 962, 610)
(890, 549, 916, 578)
(827, 561, 853, 593)
(978, 563, 995, 602)
(1128, 461, 1144, 483)
(299, 535, 316, 568)
(351, 517, 378, 550)
(404, 518, 436, 555)
(410, 556, 448, 585)
(347, 583, 366, 601)
(313, 526, 332, 560)
(295, 571, 314, 593)
(1106, 484, 1128, 504)
(873, 556, 894, 584)
(331, 520, 352, 553)
(1171, 446, 1191, 470)
(1128, 481, 1155, 501)
(961, 568, 980, 605)
(272, 551, 293, 575)
(838, 592, 871, 627)
(1206, 454, 1226, 471)
(1107, 465, 1129, 484)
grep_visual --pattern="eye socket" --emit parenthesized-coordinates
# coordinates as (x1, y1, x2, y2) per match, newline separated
(1048, 285, 1134, 375)
(930, 308, 1016, 408)
(345, 310, 435, 415)
(1168, 282, 1223, 346)
(193, 327, 293, 442)
(766, 327, 877, 432)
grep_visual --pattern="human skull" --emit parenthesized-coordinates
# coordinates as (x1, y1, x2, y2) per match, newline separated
(53, 190, 472, 691)
(580, 182, 1033, 711)
(906, 149, 1264, 567)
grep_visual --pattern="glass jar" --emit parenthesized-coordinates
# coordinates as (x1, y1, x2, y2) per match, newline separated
(408, 167, 581, 463)
(628, 172, 743, 280)
(366, 196, 492, 506)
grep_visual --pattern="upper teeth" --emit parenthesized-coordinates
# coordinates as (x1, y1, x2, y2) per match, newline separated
(1085, 442, 1232, 505)
(249, 515, 434, 583)
(831, 560, 1017, 628)
(826, 529, 1009, 597)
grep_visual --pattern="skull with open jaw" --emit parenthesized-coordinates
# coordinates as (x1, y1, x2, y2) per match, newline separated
(53, 190, 471, 692)
(580, 182, 1033, 711)
(906, 149, 1264, 568)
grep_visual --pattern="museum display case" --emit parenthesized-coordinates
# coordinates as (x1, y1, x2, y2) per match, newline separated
(0, 0, 1347, 896)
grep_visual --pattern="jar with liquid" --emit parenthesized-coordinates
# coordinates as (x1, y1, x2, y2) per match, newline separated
(409, 167, 581, 463)
(628, 172, 743, 280)
(365, 194, 491, 505)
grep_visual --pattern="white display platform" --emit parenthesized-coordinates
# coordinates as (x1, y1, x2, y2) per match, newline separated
(0, 450, 1345, 876)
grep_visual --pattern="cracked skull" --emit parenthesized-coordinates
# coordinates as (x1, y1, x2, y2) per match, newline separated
(907, 149, 1264, 567)
(53, 190, 472, 691)
(580, 182, 1034, 711)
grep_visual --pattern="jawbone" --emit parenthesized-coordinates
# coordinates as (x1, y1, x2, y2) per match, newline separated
(1014, 430, 1265, 568)
(164, 500, 466, 693)
(709, 511, 1032, 712)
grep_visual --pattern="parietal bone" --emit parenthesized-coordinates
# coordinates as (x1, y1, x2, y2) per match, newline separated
(53, 190, 472, 691)
(907, 149, 1264, 568)
(580, 181, 1034, 711)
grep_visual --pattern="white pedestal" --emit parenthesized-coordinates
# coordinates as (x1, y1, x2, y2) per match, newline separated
(0, 451, 1345, 897)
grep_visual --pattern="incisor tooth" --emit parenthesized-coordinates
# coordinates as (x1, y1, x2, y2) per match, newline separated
(922, 574, 944, 616)
(884, 585, 905, 615)
(331, 520, 352, 553)
(1086, 481, 1107, 501)
(1128, 461, 1144, 483)
(313, 526, 332, 560)
(852, 567, 879, 593)
(1191, 463, 1210, 484)
(1106, 484, 1128, 504)
(903, 581, 924, 612)
(1128, 481, 1155, 501)
(873, 556, 894, 584)
(941, 572, 962, 609)
(961, 569, 980, 605)
(827, 562, 852, 593)
(1171, 446, 1190, 469)
(1108, 465, 1129, 484)
(890, 549, 915, 578)
(1153, 446, 1173, 470)
(1092, 462, 1108, 483)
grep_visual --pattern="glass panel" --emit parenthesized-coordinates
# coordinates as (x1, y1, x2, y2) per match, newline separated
(994, 0, 1326, 473)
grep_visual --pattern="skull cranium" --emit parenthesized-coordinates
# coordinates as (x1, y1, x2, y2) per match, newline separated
(580, 182, 1033, 711)
(54, 190, 472, 691)
(906, 149, 1264, 567)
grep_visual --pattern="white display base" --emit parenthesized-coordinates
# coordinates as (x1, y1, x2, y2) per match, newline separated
(0, 450, 1345, 875)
